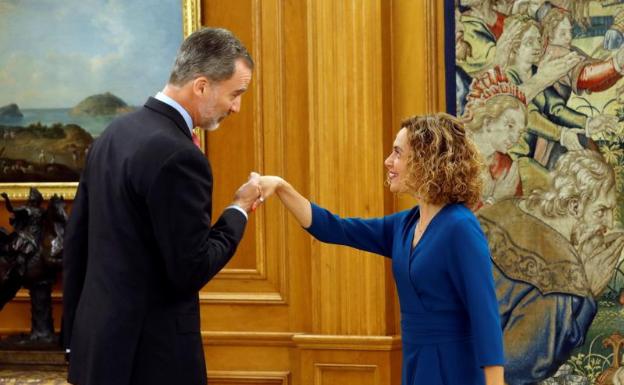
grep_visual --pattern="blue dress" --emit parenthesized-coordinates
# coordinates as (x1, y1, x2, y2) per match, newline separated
(306, 202, 505, 385)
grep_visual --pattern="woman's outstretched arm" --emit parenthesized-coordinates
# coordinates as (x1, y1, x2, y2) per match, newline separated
(258, 175, 396, 258)
(258, 176, 312, 228)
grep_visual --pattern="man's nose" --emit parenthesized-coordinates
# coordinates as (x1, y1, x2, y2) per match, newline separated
(605, 210, 614, 230)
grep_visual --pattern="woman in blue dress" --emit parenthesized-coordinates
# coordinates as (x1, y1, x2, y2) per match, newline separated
(257, 113, 505, 385)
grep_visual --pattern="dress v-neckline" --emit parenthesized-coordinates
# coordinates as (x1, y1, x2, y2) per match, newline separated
(409, 204, 449, 253)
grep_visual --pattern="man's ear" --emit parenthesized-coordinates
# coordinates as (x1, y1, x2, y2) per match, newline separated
(568, 197, 582, 218)
(192, 76, 210, 96)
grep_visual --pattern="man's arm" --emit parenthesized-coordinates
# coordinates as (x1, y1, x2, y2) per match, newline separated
(146, 148, 259, 294)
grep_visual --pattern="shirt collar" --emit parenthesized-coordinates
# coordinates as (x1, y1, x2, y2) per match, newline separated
(154, 92, 194, 134)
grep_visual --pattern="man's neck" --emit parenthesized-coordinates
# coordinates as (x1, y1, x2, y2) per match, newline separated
(160, 85, 197, 129)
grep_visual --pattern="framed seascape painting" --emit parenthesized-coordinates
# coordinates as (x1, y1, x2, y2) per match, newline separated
(0, 0, 201, 199)
(448, 1, 624, 384)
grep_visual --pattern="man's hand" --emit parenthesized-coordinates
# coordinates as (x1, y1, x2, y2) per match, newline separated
(231, 172, 262, 213)
(520, 52, 583, 101)
(585, 114, 618, 137)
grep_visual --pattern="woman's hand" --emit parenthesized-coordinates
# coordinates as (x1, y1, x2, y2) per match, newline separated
(255, 175, 312, 227)
(258, 175, 285, 201)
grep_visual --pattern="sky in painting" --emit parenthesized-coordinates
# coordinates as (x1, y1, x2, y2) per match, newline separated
(0, 0, 183, 108)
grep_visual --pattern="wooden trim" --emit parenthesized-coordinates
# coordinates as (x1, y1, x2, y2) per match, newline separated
(293, 334, 402, 351)
(199, 291, 286, 304)
(208, 370, 290, 385)
(12, 287, 288, 305)
(202, 332, 402, 351)
(202, 331, 295, 346)
(424, 0, 437, 112)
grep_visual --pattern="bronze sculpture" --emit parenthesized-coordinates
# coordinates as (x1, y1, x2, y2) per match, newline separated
(0, 188, 67, 346)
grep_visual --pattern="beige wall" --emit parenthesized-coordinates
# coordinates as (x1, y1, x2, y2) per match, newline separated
(0, 1, 446, 384)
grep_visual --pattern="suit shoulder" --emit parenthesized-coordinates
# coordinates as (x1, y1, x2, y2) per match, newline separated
(128, 107, 197, 162)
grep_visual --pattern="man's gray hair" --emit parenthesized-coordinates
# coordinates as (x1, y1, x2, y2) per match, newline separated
(168, 27, 253, 86)
(526, 149, 615, 217)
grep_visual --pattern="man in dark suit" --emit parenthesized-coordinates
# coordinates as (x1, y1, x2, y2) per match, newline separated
(62, 27, 258, 385)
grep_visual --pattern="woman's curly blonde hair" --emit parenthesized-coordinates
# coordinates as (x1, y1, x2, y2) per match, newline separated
(401, 113, 483, 208)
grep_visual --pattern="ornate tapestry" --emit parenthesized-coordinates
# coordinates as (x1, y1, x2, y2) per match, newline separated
(450, 1, 624, 384)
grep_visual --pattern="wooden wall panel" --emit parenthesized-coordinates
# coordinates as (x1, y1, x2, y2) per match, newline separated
(389, 0, 447, 336)
(201, 0, 290, 310)
(306, 0, 393, 337)
(203, 0, 257, 272)
(295, 340, 400, 385)
(0, 1, 446, 385)
(314, 364, 378, 385)
(280, 0, 314, 336)
(391, 0, 446, 214)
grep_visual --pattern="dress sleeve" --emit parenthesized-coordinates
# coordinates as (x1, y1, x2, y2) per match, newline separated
(541, 87, 587, 129)
(305, 203, 397, 258)
(448, 217, 505, 367)
(575, 58, 623, 93)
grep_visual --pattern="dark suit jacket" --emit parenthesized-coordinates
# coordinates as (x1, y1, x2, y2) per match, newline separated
(62, 98, 247, 385)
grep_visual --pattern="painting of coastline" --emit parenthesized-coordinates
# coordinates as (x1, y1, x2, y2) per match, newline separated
(0, 0, 183, 182)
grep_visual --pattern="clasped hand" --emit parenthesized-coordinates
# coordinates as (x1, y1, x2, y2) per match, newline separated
(232, 173, 284, 213)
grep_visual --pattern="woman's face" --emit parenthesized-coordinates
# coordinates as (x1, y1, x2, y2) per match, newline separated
(516, 26, 543, 65)
(484, 107, 526, 153)
(551, 17, 573, 47)
(384, 128, 411, 193)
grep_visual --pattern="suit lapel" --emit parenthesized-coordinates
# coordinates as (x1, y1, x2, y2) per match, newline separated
(144, 97, 193, 141)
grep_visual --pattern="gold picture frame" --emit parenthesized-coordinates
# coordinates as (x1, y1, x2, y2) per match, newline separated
(1, 0, 202, 200)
